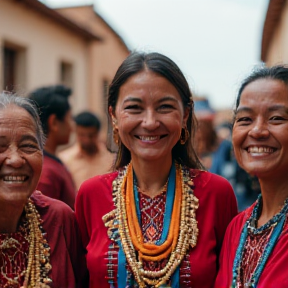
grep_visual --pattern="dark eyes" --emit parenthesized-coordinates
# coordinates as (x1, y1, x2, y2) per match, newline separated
(235, 117, 251, 125)
(235, 115, 287, 125)
(20, 143, 40, 153)
(270, 116, 285, 121)
(124, 104, 175, 112)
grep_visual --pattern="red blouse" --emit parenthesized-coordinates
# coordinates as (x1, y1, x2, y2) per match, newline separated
(75, 169, 238, 288)
(215, 204, 288, 288)
(0, 191, 87, 288)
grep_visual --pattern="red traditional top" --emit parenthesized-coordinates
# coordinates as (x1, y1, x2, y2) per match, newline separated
(0, 191, 87, 288)
(215, 204, 288, 288)
(0, 219, 30, 288)
(75, 169, 238, 288)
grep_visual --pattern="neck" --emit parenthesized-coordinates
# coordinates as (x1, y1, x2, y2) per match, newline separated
(131, 157, 173, 198)
(44, 138, 57, 155)
(257, 177, 288, 226)
(0, 202, 25, 233)
(80, 145, 99, 157)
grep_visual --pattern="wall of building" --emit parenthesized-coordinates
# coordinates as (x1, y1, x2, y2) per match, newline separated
(265, 1, 288, 65)
(0, 0, 90, 112)
(56, 6, 129, 119)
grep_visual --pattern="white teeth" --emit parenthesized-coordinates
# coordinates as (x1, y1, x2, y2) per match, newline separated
(3, 176, 26, 182)
(139, 136, 159, 141)
(248, 146, 274, 153)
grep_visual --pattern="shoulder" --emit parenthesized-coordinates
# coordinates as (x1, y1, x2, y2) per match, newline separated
(191, 169, 234, 196)
(31, 190, 74, 221)
(77, 171, 118, 200)
(42, 154, 64, 172)
(226, 204, 254, 233)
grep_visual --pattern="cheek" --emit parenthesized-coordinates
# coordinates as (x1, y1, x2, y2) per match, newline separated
(31, 154, 43, 176)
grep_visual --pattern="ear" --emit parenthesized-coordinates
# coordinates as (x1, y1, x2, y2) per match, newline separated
(183, 107, 190, 127)
(47, 114, 58, 132)
(108, 106, 114, 118)
(109, 106, 118, 128)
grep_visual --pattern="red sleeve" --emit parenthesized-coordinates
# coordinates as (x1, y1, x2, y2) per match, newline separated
(33, 192, 88, 288)
(37, 157, 76, 210)
(214, 211, 247, 288)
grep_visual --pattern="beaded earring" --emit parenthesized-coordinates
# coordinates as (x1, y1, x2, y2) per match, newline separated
(180, 127, 189, 145)
(112, 117, 120, 145)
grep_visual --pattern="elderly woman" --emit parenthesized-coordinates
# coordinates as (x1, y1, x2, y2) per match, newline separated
(0, 93, 86, 288)
(215, 65, 288, 288)
(75, 52, 238, 288)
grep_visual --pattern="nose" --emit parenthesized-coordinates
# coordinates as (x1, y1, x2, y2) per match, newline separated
(5, 149, 25, 168)
(141, 110, 160, 130)
(248, 120, 270, 139)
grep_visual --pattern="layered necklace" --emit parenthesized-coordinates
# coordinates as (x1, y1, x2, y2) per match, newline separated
(0, 199, 52, 288)
(103, 162, 199, 288)
(231, 195, 288, 288)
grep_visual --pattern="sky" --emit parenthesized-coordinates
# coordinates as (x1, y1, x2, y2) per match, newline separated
(44, 0, 269, 110)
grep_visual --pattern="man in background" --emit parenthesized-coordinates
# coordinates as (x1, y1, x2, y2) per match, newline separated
(29, 85, 76, 209)
(59, 111, 115, 189)
(194, 97, 259, 211)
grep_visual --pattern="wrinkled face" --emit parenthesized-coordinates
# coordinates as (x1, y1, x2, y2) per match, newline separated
(232, 78, 288, 179)
(0, 105, 43, 204)
(76, 125, 98, 155)
(57, 110, 74, 145)
(112, 70, 189, 163)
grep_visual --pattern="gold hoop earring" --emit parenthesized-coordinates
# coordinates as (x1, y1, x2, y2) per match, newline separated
(113, 127, 120, 145)
(180, 127, 189, 145)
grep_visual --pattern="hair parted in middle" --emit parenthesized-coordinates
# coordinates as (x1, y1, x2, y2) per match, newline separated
(108, 51, 203, 170)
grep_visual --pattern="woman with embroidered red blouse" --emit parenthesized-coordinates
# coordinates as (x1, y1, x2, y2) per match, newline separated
(0, 93, 86, 288)
(75, 52, 238, 288)
(215, 65, 288, 288)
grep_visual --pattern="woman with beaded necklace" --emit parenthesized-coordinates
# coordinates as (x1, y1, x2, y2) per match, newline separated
(75, 52, 238, 288)
(215, 65, 288, 288)
(0, 92, 86, 288)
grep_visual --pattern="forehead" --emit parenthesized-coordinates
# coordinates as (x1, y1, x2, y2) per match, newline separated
(0, 105, 37, 133)
(118, 70, 180, 101)
(239, 78, 288, 106)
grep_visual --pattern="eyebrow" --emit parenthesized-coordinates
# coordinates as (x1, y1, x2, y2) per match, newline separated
(267, 105, 288, 113)
(236, 105, 288, 114)
(123, 97, 142, 104)
(158, 96, 178, 103)
(123, 96, 178, 104)
(20, 135, 39, 144)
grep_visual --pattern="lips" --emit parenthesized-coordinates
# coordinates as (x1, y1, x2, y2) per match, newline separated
(2, 175, 28, 182)
(247, 146, 275, 153)
(136, 135, 167, 141)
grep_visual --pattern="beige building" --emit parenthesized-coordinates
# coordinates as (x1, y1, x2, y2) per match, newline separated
(261, 0, 288, 65)
(0, 0, 129, 129)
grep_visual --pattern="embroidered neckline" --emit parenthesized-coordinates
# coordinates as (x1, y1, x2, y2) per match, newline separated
(231, 195, 288, 288)
(103, 162, 199, 288)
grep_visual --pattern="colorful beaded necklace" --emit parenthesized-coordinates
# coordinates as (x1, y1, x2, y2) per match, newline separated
(103, 162, 199, 288)
(231, 195, 288, 288)
(0, 199, 52, 288)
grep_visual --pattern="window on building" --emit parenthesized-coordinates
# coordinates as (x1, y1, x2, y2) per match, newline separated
(60, 61, 73, 88)
(2, 43, 26, 92)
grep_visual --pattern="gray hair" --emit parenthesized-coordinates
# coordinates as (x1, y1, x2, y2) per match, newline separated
(0, 92, 45, 150)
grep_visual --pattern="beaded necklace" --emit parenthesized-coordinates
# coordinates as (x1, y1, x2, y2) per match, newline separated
(103, 162, 199, 288)
(231, 195, 288, 288)
(0, 199, 52, 288)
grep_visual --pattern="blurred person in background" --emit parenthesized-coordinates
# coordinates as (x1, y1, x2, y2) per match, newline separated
(0, 92, 86, 288)
(215, 64, 288, 288)
(59, 111, 115, 190)
(29, 85, 76, 209)
(194, 97, 259, 211)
